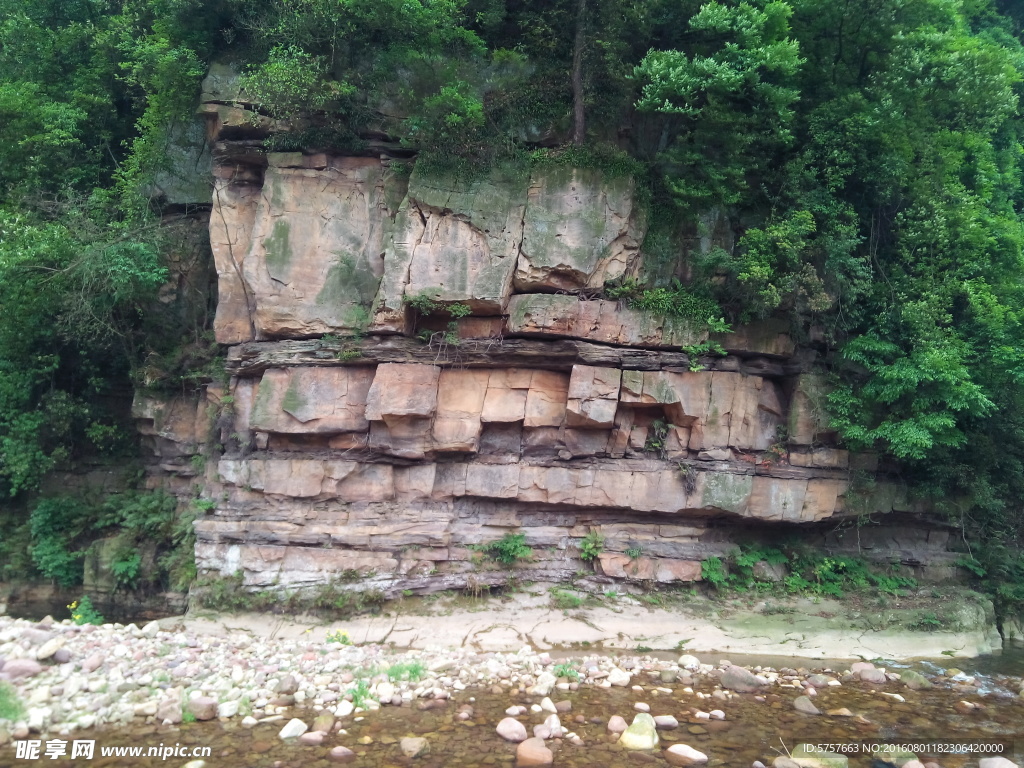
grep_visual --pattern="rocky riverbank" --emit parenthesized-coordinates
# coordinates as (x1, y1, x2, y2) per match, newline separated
(1, 612, 1023, 767)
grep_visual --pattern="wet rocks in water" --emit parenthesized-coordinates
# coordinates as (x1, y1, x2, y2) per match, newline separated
(400, 736, 429, 758)
(664, 743, 710, 766)
(720, 666, 765, 692)
(313, 711, 336, 733)
(278, 718, 309, 740)
(540, 696, 557, 713)
(900, 670, 932, 690)
(859, 669, 887, 684)
(497, 717, 529, 742)
(654, 715, 679, 729)
(793, 695, 820, 715)
(516, 737, 554, 767)
(298, 731, 325, 746)
(678, 655, 701, 670)
(618, 713, 659, 750)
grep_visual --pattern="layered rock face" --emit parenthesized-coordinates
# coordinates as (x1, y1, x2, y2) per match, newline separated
(138, 99, 946, 594)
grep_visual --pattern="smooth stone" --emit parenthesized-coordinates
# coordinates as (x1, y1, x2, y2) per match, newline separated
(608, 668, 631, 686)
(497, 717, 529, 742)
(278, 718, 309, 740)
(400, 737, 429, 758)
(516, 737, 553, 767)
(793, 696, 820, 715)
(2, 659, 42, 679)
(635, 702, 650, 712)
(540, 696, 557, 713)
(313, 711, 336, 733)
(654, 715, 679, 729)
(720, 667, 765, 692)
(328, 746, 356, 763)
(900, 670, 932, 690)
(859, 669, 887, 684)
(618, 713, 659, 750)
(188, 697, 218, 721)
(298, 731, 325, 746)
(678, 655, 700, 670)
(607, 715, 628, 733)
(665, 744, 710, 766)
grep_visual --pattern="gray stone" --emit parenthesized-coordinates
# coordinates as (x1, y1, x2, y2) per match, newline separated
(899, 669, 932, 690)
(793, 696, 819, 715)
(277, 673, 298, 695)
(720, 666, 765, 692)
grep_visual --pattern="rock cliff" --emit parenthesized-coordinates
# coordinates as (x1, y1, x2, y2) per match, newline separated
(132, 80, 959, 597)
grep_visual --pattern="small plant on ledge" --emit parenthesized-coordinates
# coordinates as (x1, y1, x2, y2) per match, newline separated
(480, 532, 532, 565)
(579, 530, 604, 562)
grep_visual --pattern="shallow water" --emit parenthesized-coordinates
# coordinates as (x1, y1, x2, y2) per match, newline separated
(7, 657, 1022, 768)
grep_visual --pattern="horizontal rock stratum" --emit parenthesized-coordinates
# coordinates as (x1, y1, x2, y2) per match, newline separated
(140, 105, 947, 595)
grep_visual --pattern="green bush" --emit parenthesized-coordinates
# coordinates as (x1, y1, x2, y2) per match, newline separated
(579, 531, 604, 562)
(482, 533, 532, 565)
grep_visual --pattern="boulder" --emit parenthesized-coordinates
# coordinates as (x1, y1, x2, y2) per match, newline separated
(618, 713, 659, 750)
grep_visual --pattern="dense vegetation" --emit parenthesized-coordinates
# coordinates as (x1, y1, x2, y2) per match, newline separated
(2, 0, 1024, 611)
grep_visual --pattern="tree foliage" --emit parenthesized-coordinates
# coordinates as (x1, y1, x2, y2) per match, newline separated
(3, 0, 1024, 604)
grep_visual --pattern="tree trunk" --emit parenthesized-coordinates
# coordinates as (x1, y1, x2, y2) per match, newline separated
(571, 0, 587, 145)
